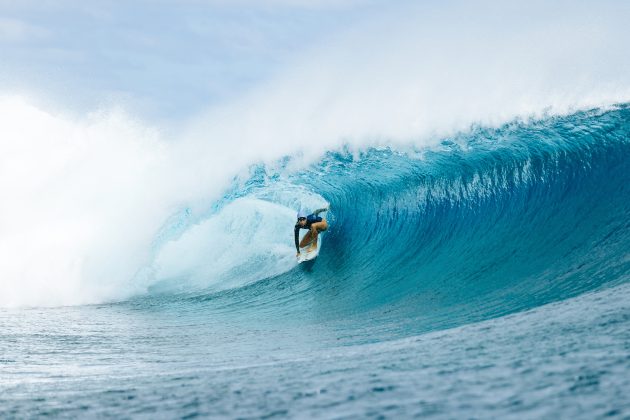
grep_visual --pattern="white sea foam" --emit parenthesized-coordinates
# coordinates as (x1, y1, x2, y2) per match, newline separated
(1, 0, 629, 307)
(147, 198, 299, 293)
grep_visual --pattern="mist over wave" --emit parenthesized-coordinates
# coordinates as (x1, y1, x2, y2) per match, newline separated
(1, 0, 630, 308)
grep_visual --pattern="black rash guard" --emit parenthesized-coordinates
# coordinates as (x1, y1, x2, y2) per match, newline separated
(294, 214, 323, 252)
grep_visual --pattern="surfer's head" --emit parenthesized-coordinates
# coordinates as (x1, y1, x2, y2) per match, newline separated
(297, 211, 307, 226)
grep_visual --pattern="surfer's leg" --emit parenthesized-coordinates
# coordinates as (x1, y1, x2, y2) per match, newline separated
(309, 230, 318, 250)
(308, 220, 328, 250)
(299, 231, 313, 248)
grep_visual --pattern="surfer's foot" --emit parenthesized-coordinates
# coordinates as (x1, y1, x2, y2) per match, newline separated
(307, 245, 317, 252)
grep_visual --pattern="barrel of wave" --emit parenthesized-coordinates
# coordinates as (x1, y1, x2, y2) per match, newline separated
(146, 197, 330, 294)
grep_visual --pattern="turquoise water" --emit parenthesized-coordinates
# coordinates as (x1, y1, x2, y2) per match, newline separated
(1, 106, 629, 417)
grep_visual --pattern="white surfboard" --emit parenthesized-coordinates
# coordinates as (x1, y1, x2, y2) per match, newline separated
(298, 247, 319, 262)
(298, 234, 322, 263)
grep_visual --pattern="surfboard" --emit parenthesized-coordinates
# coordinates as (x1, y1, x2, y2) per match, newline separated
(298, 246, 319, 262)
(298, 234, 322, 263)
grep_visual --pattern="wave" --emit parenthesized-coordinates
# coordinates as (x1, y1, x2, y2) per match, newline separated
(1, 100, 629, 312)
(126, 106, 630, 339)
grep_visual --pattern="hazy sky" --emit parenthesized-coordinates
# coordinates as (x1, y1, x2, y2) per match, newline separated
(1, 0, 629, 124)
(0, 0, 385, 119)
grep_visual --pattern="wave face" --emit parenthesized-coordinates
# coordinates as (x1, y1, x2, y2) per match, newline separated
(135, 105, 630, 341)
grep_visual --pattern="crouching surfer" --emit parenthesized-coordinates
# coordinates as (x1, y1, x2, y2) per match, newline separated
(294, 207, 328, 258)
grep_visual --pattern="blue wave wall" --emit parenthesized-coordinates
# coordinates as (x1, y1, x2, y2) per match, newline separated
(148, 106, 629, 342)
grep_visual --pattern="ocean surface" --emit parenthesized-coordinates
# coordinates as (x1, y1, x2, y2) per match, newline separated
(1, 105, 629, 418)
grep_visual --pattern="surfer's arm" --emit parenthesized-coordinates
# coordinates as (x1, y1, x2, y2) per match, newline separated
(294, 225, 300, 253)
(313, 206, 328, 216)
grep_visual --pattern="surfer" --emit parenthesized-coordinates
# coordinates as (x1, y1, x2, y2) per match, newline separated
(295, 207, 329, 257)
